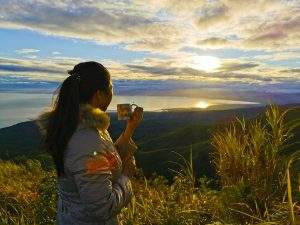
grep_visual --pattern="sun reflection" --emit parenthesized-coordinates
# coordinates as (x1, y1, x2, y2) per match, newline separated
(196, 101, 209, 109)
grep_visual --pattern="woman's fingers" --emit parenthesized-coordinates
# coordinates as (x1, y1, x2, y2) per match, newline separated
(128, 107, 143, 128)
(133, 107, 143, 121)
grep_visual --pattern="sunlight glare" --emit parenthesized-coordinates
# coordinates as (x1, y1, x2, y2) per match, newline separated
(191, 56, 221, 72)
(196, 101, 209, 109)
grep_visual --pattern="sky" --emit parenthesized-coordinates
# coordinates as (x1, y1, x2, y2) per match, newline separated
(0, 0, 299, 101)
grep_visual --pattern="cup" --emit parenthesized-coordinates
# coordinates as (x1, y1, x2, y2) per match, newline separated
(117, 103, 139, 120)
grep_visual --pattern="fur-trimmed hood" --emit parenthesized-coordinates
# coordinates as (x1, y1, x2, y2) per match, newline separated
(78, 103, 110, 131)
(35, 103, 110, 136)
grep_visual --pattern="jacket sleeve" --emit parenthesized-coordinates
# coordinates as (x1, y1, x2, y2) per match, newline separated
(65, 128, 133, 221)
(114, 131, 138, 162)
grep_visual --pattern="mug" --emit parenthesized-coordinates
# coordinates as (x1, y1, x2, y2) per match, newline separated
(117, 103, 139, 120)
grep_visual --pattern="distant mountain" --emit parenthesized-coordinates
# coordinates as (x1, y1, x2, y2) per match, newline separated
(1, 104, 299, 179)
(0, 120, 41, 156)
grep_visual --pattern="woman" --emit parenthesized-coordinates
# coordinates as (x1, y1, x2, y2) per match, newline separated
(35, 61, 143, 225)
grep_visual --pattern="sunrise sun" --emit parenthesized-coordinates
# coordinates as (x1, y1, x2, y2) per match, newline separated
(195, 101, 209, 109)
(191, 56, 220, 72)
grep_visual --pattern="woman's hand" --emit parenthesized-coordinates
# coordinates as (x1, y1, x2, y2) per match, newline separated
(122, 155, 137, 178)
(128, 106, 143, 129)
(124, 106, 143, 139)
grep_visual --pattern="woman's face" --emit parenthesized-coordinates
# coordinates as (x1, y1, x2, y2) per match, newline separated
(97, 80, 113, 111)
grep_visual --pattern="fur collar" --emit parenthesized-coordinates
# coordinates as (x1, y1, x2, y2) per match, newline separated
(35, 103, 110, 136)
(78, 103, 110, 131)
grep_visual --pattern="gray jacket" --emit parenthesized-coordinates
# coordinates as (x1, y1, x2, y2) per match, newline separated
(37, 103, 138, 225)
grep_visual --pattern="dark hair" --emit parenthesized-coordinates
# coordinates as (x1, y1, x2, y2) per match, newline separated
(35, 61, 111, 176)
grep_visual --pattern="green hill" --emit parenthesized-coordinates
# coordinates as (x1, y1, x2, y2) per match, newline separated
(1, 104, 299, 180)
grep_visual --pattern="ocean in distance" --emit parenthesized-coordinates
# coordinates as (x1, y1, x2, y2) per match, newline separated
(0, 91, 261, 129)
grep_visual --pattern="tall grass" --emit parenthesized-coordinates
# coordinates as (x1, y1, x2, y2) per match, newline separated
(286, 150, 300, 225)
(211, 104, 300, 224)
(0, 159, 57, 225)
(118, 147, 220, 225)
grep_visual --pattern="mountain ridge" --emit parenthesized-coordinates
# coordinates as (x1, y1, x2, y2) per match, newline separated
(1, 103, 299, 179)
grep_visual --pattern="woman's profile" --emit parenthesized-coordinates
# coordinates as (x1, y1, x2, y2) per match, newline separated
(35, 61, 143, 225)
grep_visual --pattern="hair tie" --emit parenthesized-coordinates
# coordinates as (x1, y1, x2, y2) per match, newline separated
(67, 70, 81, 82)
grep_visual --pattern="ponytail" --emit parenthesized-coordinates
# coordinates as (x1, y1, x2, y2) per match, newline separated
(36, 74, 80, 176)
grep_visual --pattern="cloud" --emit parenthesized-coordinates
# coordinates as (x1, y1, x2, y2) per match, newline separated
(244, 14, 300, 49)
(197, 37, 231, 48)
(126, 64, 178, 75)
(123, 22, 185, 53)
(125, 61, 281, 83)
(24, 55, 37, 59)
(0, 0, 299, 54)
(280, 68, 300, 74)
(0, 64, 62, 74)
(15, 48, 40, 54)
(196, 3, 229, 30)
(0, 1, 156, 46)
(0, 74, 59, 92)
(0, 56, 81, 81)
(218, 62, 259, 72)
